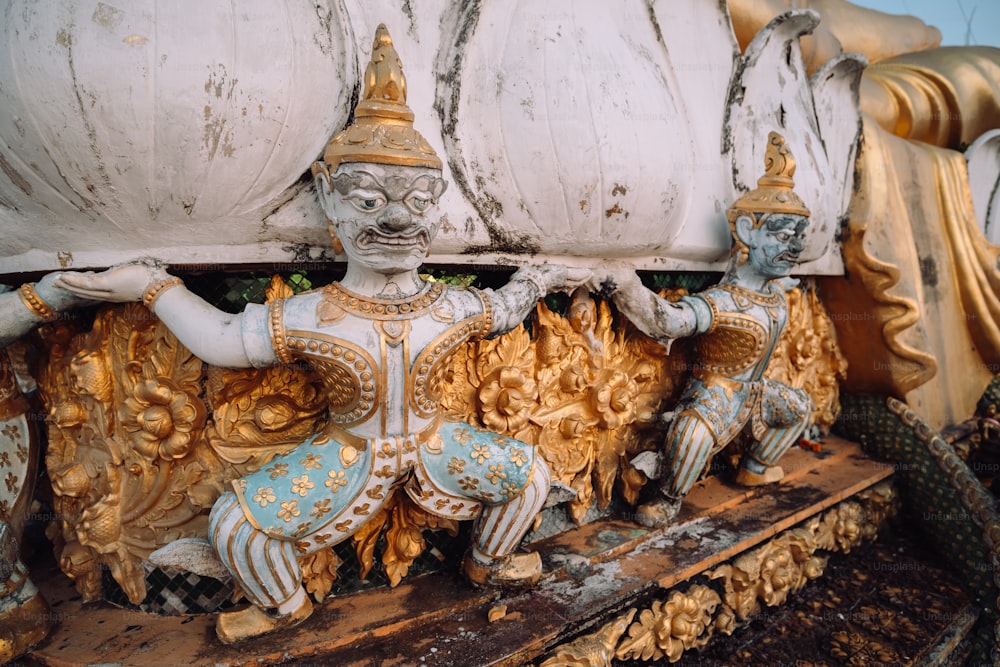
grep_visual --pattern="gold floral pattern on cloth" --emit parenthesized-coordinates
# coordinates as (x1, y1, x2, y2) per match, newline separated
(0, 414, 29, 524)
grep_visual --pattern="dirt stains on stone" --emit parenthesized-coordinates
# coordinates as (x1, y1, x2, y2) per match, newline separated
(433, 2, 538, 255)
(204, 65, 236, 100)
(201, 68, 238, 160)
(645, 2, 665, 46)
(520, 96, 534, 121)
(401, 0, 417, 38)
(605, 203, 629, 219)
(40, 144, 93, 213)
(91, 2, 123, 30)
(58, 23, 119, 211)
(202, 111, 235, 160)
(919, 255, 938, 288)
(56, 28, 72, 48)
(0, 152, 32, 197)
(311, 2, 337, 57)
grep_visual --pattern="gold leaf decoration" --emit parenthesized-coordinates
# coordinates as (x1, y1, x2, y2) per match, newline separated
(265, 274, 295, 301)
(299, 547, 342, 601)
(538, 609, 636, 667)
(541, 482, 897, 665)
(442, 291, 680, 524)
(382, 493, 459, 587)
(40, 304, 227, 604)
(615, 584, 720, 663)
(351, 501, 390, 582)
(765, 284, 849, 433)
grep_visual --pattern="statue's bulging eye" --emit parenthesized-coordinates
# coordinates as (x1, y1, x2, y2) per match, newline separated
(406, 194, 432, 213)
(346, 193, 387, 212)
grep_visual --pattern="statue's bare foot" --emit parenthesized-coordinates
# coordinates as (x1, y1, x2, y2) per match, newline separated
(0, 583, 53, 662)
(462, 551, 542, 589)
(634, 497, 682, 528)
(735, 465, 785, 487)
(215, 594, 313, 644)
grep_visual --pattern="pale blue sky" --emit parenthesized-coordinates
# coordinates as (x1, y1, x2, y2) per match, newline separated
(850, 0, 1000, 47)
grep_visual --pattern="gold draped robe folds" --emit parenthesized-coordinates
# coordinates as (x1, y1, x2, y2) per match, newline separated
(861, 47, 1000, 150)
(821, 46, 1000, 427)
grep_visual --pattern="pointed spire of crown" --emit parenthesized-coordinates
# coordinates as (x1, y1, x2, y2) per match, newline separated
(357, 24, 412, 122)
(315, 23, 441, 175)
(727, 131, 810, 221)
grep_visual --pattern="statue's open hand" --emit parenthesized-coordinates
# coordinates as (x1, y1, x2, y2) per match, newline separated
(557, 266, 592, 292)
(32, 272, 99, 310)
(513, 264, 591, 294)
(586, 261, 641, 296)
(55, 261, 169, 303)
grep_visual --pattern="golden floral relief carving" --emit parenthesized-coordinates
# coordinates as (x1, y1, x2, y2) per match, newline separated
(708, 527, 826, 626)
(540, 482, 897, 666)
(764, 284, 848, 433)
(616, 584, 721, 663)
(440, 290, 680, 524)
(39, 305, 227, 604)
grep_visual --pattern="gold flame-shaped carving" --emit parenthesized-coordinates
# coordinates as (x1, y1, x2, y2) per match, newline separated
(729, 131, 811, 220)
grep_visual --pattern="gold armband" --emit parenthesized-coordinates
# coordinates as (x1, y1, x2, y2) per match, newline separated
(268, 299, 292, 364)
(470, 288, 494, 339)
(17, 283, 58, 322)
(142, 277, 184, 309)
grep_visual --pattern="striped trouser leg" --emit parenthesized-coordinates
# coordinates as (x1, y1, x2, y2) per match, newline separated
(747, 415, 809, 467)
(209, 491, 302, 610)
(473, 457, 551, 558)
(662, 413, 717, 500)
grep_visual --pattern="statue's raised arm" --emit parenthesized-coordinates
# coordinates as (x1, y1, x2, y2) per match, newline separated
(487, 264, 591, 333)
(57, 262, 252, 368)
(589, 261, 706, 350)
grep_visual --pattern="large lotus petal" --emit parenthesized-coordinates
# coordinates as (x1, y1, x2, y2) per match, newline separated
(0, 0, 355, 271)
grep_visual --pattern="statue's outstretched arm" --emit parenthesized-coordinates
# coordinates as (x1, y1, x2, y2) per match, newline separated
(486, 264, 591, 334)
(590, 262, 707, 347)
(57, 262, 253, 368)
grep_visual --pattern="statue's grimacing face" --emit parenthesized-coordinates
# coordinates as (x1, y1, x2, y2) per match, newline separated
(742, 213, 808, 278)
(318, 162, 448, 274)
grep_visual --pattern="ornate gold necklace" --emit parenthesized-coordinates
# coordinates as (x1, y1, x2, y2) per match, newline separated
(716, 281, 783, 306)
(320, 281, 445, 319)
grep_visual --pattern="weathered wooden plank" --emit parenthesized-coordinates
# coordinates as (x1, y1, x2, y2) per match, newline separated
(28, 436, 891, 667)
